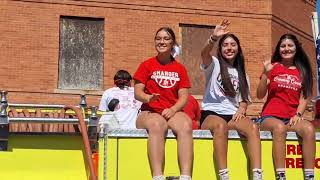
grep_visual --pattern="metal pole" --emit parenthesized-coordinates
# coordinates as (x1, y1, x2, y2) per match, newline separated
(0, 91, 9, 151)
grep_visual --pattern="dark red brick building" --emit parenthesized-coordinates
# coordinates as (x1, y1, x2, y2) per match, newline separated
(0, 0, 317, 118)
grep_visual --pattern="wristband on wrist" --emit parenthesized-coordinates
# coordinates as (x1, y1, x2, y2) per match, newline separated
(208, 35, 218, 44)
(296, 112, 303, 117)
(210, 35, 218, 41)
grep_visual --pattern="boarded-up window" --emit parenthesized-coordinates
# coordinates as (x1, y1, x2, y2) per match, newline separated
(59, 16, 104, 90)
(180, 24, 215, 95)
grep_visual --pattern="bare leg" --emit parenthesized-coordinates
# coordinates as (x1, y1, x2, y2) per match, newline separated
(201, 115, 228, 170)
(136, 111, 168, 176)
(287, 120, 315, 169)
(260, 118, 287, 169)
(228, 117, 261, 169)
(168, 112, 194, 176)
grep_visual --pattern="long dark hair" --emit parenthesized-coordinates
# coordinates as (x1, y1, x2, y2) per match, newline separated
(271, 33, 313, 98)
(216, 33, 249, 101)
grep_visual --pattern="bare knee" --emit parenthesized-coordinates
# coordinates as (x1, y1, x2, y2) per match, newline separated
(148, 121, 168, 135)
(272, 124, 287, 138)
(177, 120, 193, 135)
(213, 123, 228, 136)
(300, 123, 315, 140)
(252, 123, 259, 132)
(247, 123, 260, 137)
(170, 115, 193, 136)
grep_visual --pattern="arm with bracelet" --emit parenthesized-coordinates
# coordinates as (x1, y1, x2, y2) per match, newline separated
(201, 19, 230, 68)
(289, 95, 310, 126)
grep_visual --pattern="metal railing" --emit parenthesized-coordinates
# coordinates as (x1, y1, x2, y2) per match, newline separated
(0, 91, 99, 154)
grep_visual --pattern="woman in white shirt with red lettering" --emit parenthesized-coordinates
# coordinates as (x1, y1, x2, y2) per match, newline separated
(256, 33, 315, 180)
(133, 27, 193, 180)
(98, 70, 142, 129)
(200, 19, 262, 180)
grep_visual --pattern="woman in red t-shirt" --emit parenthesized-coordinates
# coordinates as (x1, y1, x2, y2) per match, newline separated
(133, 27, 193, 180)
(256, 34, 315, 180)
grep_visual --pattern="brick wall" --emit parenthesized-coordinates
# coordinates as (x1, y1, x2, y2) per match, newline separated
(0, 0, 316, 118)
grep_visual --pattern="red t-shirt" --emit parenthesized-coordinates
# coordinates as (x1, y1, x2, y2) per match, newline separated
(183, 95, 201, 130)
(133, 57, 191, 114)
(261, 63, 302, 118)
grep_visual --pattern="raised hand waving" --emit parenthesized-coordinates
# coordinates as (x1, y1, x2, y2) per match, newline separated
(263, 58, 274, 75)
(211, 19, 230, 40)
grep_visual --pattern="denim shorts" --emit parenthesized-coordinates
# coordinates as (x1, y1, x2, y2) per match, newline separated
(255, 115, 290, 125)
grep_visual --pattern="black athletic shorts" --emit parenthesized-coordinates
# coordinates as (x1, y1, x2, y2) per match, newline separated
(200, 110, 233, 126)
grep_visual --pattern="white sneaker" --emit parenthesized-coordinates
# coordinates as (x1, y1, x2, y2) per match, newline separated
(253, 170, 263, 180)
(153, 175, 165, 180)
(179, 175, 191, 180)
(219, 172, 229, 180)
